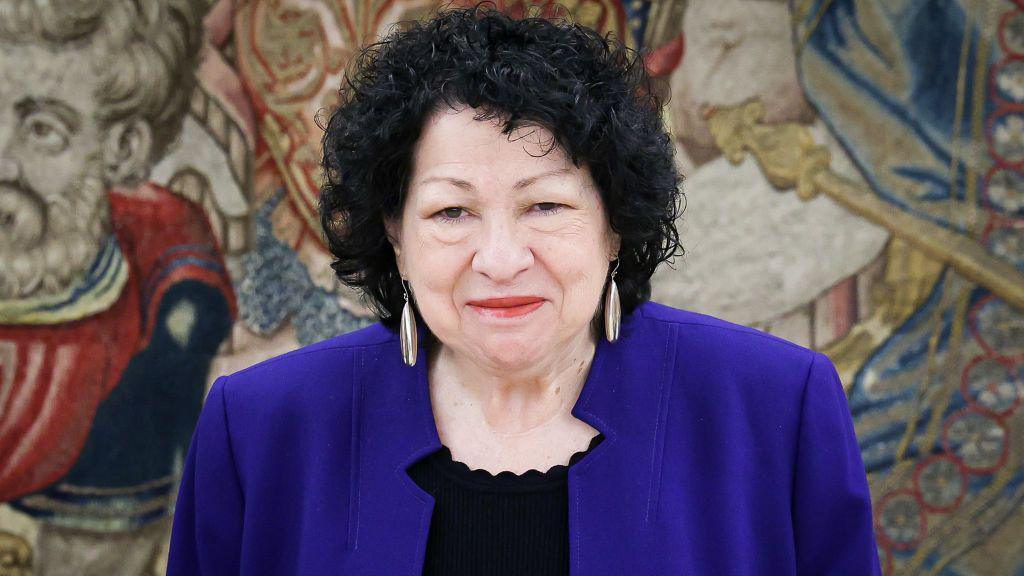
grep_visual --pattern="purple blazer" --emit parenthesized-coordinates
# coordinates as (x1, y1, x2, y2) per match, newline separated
(168, 300, 881, 575)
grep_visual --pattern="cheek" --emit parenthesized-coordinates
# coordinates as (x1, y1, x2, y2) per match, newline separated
(420, 219, 475, 247)
(532, 223, 609, 285)
(418, 253, 463, 293)
(15, 146, 98, 203)
(403, 227, 469, 299)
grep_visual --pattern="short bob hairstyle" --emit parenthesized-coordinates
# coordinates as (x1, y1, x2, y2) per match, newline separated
(319, 2, 683, 334)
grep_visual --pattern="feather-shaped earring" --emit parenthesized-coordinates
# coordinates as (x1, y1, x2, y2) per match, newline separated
(604, 259, 621, 343)
(400, 278, 418, 366)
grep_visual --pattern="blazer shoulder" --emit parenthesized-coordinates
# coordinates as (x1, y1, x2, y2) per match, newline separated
(637, 300, 813, 355)
(225, 321, 395, 377)
(216, 321, 397, 408)
(635, 300, 821, 393)
(208, 323, 399, 474)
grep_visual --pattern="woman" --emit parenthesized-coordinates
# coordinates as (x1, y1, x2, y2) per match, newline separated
(168, 5, 881, 575)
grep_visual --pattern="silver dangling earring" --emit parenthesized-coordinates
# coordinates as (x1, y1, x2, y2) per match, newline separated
(400, 278, 418, 366)
(604, 259, 621, 343)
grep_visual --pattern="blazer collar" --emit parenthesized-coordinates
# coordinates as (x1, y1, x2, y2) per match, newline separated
(345, 301, 676, 574)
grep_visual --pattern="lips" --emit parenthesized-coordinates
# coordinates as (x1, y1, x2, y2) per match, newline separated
(467, 296, 545, 319)
(468, 296, 544, 308)
(0, 186, 45, 247)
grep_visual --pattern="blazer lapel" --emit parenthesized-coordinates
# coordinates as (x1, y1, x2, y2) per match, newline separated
(343, 321, 440, 574)
(569, 304, 678, 574)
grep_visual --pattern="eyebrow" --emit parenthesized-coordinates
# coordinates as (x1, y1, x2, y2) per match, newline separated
(14, 97, 82, 133)
(416, 167, 573, 192)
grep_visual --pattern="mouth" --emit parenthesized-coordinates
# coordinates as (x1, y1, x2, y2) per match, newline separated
(466, 296, 545, 319)
(0, 187, 45, 247)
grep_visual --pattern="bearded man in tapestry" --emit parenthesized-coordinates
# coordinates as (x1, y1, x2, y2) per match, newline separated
(0, 0, 236, 573)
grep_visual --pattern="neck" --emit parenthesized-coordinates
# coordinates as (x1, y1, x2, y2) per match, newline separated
(427, 326, 598, 438)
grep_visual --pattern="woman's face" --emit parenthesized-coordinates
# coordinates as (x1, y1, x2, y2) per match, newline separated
(387, 105, 620, 372)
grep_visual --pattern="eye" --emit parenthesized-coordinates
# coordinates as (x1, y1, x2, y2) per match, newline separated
(434, 207, 468, 223)
(22, 114, 70, 153)
(532, 202, 565, 214)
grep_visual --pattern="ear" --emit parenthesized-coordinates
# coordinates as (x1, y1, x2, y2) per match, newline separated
(102, 119, 152, 185)
(383, 216, 404, 273)
(608, 229, 622, 259)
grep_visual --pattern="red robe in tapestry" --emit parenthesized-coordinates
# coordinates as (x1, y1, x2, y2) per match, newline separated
(0, 183, 236, 502)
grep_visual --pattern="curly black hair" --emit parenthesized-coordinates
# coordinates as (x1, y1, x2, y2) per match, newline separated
(319, 2, 683, 334)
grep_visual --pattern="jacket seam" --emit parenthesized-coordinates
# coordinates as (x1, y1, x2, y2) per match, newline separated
(348, 349, 363, 551)
(218, 375, 246, 508)
(790, 351, 819, 543)
(644, 322, 677, 525)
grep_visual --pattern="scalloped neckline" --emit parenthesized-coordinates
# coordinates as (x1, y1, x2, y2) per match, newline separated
(427, 433, 605, 489)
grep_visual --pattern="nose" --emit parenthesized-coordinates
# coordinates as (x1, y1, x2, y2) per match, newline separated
(0, 124, 18, 183)
(471, 213, 534, 283)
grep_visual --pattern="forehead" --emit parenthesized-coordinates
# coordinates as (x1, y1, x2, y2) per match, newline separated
(411, 106, 583, 183)
(0, 41, 102, 122)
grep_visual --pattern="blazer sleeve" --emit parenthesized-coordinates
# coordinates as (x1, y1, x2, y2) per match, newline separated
(792, 352, 882, 575)
(167, 375, 244, 575)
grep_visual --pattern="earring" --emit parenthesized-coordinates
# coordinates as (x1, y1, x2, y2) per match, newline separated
(604, 259, 621, 343)
(400, 278, 418, 366)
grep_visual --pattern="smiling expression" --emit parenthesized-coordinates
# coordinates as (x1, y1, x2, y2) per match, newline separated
(387, 105, 620, 371)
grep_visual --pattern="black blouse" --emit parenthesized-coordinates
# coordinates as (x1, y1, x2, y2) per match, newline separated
(407, 433, 606, 575)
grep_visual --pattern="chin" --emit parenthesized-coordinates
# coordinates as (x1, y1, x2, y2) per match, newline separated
(475, 333, 548, 370)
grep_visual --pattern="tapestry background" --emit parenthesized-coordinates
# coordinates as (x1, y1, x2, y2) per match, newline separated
(0, 0, 1020, 574)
